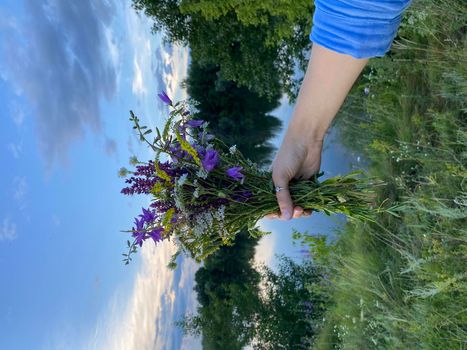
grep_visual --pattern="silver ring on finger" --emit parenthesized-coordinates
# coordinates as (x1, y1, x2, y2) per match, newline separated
(275, 186, 285, 193)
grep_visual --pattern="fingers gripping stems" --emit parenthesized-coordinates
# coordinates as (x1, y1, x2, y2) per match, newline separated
(273, 174, 293, 220)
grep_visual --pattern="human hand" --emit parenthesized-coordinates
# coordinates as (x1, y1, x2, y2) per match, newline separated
(268, 127, 323, 220)
(265, 44, 367, 220)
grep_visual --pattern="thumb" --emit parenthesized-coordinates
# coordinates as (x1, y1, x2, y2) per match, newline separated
(272, 173, 293, 221)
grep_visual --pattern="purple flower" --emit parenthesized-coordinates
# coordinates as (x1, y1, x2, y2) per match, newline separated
(169, 144, 187, 163)
(198, 132, 215, 141)
(139, 207, 156, 225)
(185, 120, 204, 128)
(232, 190, 252, 203)
(149, 227, 164, 244)
(202, 149, 219, 172)
(134, 217, 144, 231)
(150, 201, 172, 213)
(157, 91, 172, 106)
(194, 144, 205, 155)
(177, 125, 187, 136)
(132, 217, 146, 247)
(226, 166, 244, 181)
(121, 161, 185, 195)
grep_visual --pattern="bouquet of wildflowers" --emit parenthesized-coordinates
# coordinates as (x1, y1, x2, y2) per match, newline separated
(120, 93, 382, 268)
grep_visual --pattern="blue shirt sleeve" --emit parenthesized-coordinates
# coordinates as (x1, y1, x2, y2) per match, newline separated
(310, 0, 412, 58)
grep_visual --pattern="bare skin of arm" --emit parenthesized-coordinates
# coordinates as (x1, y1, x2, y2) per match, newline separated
(270, 43, 368, 220)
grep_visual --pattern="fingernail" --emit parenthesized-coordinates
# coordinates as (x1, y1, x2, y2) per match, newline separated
(282, 210, 292, 220)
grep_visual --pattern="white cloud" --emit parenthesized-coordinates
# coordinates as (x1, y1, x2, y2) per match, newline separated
(13, 176, 27, 201)
(125, 5, 189, 102)
(125, 4, 190, 163)
(178, 258, 202, 350)
(161, 44, 189, 102)
(52, 214, 61, 227)
(42, 322, 79, 350)
(126, 8, 156, 100)
(0, 0, 118, 169)
(104, 137, 117, 157)
(254, 234, 277, 267)
(75, 3, 197, 349)
(103, 24, 121, 88)
(9, 102, 26, 127)
(177, 257, 198, 291)
(6, 103, 25, 158)
(255, 218, 280, 266)
(84, 241, 183, 350)
(13, 176, 28, 210)
(1, 217, 17, 241)
(7, 142, 22, 158)
(132, 55, 147, 97)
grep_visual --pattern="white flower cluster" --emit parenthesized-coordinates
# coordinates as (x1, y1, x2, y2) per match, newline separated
(186, 98, 200, 114)
(213, 206, 229, 238)
(174, 174, 189, 211)
(229, 145, 237, 155)
(198, 122, 212, 145)
(192, 206, 227, 238)
(176, 173, 188, 187)
(196, 168, 208, 180)
(173, 186, 185, 211)
(213, 205, 226, 222)
(192, 210, 214, 237)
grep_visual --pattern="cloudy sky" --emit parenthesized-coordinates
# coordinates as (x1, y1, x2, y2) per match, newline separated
(0, 0, 202, 349)
(0, 1, 357, 349)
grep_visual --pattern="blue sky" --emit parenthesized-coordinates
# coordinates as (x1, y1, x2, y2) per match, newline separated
(0, 1, 359, 349)
(0, 0, 200, 349)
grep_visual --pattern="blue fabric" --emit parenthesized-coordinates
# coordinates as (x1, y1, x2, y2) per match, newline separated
(310, 0, 412, 58)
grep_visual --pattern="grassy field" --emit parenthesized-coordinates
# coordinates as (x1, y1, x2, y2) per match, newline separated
(302, 0, 466, 348)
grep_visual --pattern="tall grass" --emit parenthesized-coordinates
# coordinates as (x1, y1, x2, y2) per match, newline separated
(305, 0, 466, 348)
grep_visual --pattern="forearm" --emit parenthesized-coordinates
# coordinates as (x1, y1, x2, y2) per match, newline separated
(287, 44, 368, 141)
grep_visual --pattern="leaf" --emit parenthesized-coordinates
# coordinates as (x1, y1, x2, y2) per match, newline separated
(151, 182, 164, 195)
(175, 127, 201, 166)
(162, 208, 175, 232)
(154, 161, 172, 184)
(336, 195, 347, 203)
(321, 177, 338, 185)
(162, 114, 175, 140)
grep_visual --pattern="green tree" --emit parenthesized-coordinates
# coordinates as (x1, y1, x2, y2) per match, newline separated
(178, 230, 261, 349)
(132, 0, 313, 99)
(185, 60, 282, 165)
(132, 0, 190, 42)
(251, 257, 330, 349)
(180, 255, 330, 349)
(180, 0, 313, 98)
